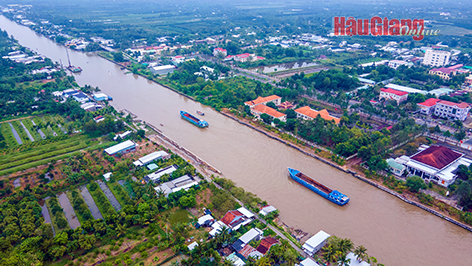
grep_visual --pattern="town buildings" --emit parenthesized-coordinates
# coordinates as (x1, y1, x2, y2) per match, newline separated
(423, 49, 451, 67)
(402, 145, 472, 187)
(244, 95, 282, 108)
(429, 67, 457, 80)
(213, 47, 227, 57)
(294, 106, 340, 124)
(154, 174, 200, 197)
(388, 60, 408, 69)
(133, 151, 170, 167)
(251, 104, 287, 122)
(434, 100, 470, 121)
(417, 98, 441, 115)
(379, 88, 408, 104)
(144, 165, 179, 183)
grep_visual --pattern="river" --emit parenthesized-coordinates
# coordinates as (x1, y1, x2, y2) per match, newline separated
(1, 16, 471, 265)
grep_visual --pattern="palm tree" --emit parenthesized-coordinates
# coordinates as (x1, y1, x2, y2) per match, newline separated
(322, 245, 340, 265)
(337, 255, 351, 266)
(353, 245, 368, 262)
(337, 238, 354, 256)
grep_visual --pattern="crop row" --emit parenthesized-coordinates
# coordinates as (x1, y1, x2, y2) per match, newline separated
(87, 182, 116, 216)
(0, 123, 19, 147)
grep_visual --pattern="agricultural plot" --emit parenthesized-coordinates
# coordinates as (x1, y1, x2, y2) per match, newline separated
(67, 189, 94, 225)
(108, 181, 133, 207)
(22, 119, 42, 141)
(57, 192, 81, 230)
(87, 182, 116, 216)
(8, 123, 22, 145)
(46, 197, 70, 233)
(118, 179, 136, 198)
(97, 180, 122, 211)
(79, 185, 103, 220)
(0, 134, 99, 176)
(0, 123, 18, 147)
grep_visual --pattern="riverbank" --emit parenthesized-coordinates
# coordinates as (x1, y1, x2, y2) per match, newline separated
(98, 53, 472, 233)
(219, 110, 472, 233)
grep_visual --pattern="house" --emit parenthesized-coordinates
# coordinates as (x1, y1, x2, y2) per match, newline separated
(386, 158, 406, 176)
(196, 214, 215, 228)
(144, 164, 179, 183)
(298, 258, 322, 266)
(256, 237, 278, 255)
(221, 210, 249, 230)
(379, 88, 408, 104)
(94, 115, 105, 123)
(104, 140, 136, 156)
(259, 205, 277, 216)
(428, 87, 454, 97)
(213, 47, 227, 57)
(417, 98, 441, 115)
(277, 101, 294, 109)
(209, 221, 227, 237)
(72, 92, 89, 103)
(232, 228, 264, 252)
(403, 145, 472, 187)
(188, 242, 199, 251)
(302, 230, 330, 256)
(80, 102, 103, 112)
(434, 100, 470, 121)
(153, 174, 200, 196)
(251, 104, 287, 122)
(388, 60, 408, 69)
(133, 151, 170, 166)
(423, 49, 451, 67)
(357, 77, 376, 86)
(171, 55, 185, 64)
(384, 84, 426, 95)
(226, 253, 246, 266)
(244, 95, 282, 108)
(234, 53, 254, 62)
(345, 252, 371, 266)
(465, 75, 472, 86)
(103, 172, 113, 182)
(238, 245, 262, 260)
(113, 131, 132, 141)
(150, 65, 176, 75)
(93, 92, 112, 101)
(294, 106, 340, 124)
(429, 67, 457, 80)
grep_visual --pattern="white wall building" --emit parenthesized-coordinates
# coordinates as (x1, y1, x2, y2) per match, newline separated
(388, 60, 408, 69)
(423, 49, 451, 67)
(379, 88, 408, 104)
(302, 230, 330, 256)
(434, 100, 470, 121)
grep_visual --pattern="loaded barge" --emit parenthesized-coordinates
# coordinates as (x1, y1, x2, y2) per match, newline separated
(180, 111, 209, 128)
(288, 168, 349, 206)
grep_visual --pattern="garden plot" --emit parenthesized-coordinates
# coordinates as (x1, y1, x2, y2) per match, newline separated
(57, 192, 81, 230)
(79, 185, 103, 220)
(96, 180, 122, 211)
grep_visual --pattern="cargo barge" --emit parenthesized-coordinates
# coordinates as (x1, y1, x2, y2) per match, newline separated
(288, 168, 349, 206)
(180, 111, 209, 128)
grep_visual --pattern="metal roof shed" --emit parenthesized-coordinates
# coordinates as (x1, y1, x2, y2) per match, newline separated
(104, 140, 136, 156)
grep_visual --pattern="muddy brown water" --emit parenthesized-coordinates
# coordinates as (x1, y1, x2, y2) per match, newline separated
(1, 15, 472, 265)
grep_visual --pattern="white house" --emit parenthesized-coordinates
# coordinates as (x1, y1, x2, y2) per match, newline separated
(417, 98, 441, 115)
(302, 230, 330, 256)
(379, 88, 408, 104)
(259, 205, 277, 216)
(298, 258, 322, 266)
(388, 60, 408, 69)
(213, 47, 227, 57)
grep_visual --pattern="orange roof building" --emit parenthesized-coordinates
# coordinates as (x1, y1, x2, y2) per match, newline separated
(251, 104, 287, 122)
(244, 95, 282, 107)
(294, 106, 340, 124)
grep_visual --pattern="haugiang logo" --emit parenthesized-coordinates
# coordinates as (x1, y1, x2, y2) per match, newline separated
(333, 16, 440, 41)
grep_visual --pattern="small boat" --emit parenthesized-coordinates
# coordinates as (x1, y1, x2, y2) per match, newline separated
(67, 65, 82, 73)
(160, 124, 163, 126)
(180, 111, 208, 128)
(196, 110, 205, 116)
(288, 168, 349, 206)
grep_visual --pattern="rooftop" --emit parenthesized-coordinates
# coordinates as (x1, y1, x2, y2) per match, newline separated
(430, 67, 456, 74)
(385, 83, 426, 95)
(253, 104, 286, 119)
(437, 100, 470, 109)
(244, 95, 281, 106)
(303, 230, 330, 251)
(418, 98, 441, 107)
(256, 237, 278, 255)
(380, 88, 409, 96)
(238, 245, 257, 258)
(410, 145, 463, 170)
(295, 106, 340, 124)
(104, 140, 136, 155)
(239, 228, 263, 244)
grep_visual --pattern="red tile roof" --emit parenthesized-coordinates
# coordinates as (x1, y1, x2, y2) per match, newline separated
(380, 88, 408, 96)
(256, 237, 278, 255)
(438, 100, 470, 109)
(236, 53, 251, 58)
(411, 146, 462, 169)
(244, 95, 281, 106)
(221, 210, 245, 227)
(430, 67, 456, 75)
(214, 48, 227, 52)
(238, 245, 257, 258)
(418, 98, 441, 107)
(295, 106, 340, 124)
(252, 104, 286, 119)
(278, 101, 294, 109)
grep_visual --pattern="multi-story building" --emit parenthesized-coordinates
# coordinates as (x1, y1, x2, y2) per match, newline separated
(429, 67, 457, 80)
(388, 60, 408, 69)
(213, 47, 227, 57)
(379, 88, 408, 104)
(417, 98, 441, 115)
(423, 49, 451, 67)
(434, 100, 470, 121)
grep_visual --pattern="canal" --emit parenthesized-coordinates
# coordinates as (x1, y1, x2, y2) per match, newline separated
(1, 16, 471, 265)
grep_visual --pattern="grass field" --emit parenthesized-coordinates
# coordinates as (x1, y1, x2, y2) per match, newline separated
(0, 135, 98, 176)
(0, 123, 18, 147)
(22, 118, 42, 140)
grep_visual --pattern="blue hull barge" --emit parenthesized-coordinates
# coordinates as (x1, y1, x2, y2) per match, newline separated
(180, 111, 209, 128)
(288, 168, 349, 206)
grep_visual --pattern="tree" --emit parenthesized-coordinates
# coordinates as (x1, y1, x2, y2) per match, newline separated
(443, 130, 451, 141)
(454, 131, 466, 143)
(285, 109, 297, 119)
(260, 113, 273, 124)
(406, 175, 426, 192)
(113, 52, 125, 62)
(353, 245, 368, 262)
